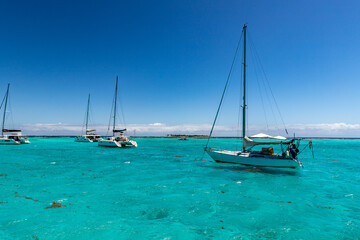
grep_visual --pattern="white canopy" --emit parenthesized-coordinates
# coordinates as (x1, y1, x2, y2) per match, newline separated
(243, 136, 283, 148)
(250, 133, 287, 140)
(273, 135, 287, 140)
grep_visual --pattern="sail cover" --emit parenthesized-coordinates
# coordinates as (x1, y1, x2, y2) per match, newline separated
(243, 136, 293, 148)
(86, 129, 96, 133)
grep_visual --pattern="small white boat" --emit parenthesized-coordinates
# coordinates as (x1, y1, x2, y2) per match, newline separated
(204, 25, 312, 169)
(98, 76, 137, 148)
(75, 94, 103, 143)
(0, 84, 30, 145)
(178, 137, 188, 140)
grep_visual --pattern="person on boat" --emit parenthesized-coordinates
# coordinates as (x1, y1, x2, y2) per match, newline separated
(289, 144, 299, 158)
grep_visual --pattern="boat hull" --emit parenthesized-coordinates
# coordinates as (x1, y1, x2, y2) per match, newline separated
(206, 149, 302, 168)
(75, 135, 103, 143)
(0, 136, 29, 145)
(75, 137, 92, 142)
(98, 139, 137, 148)
(20, 138, 30, 144)
(0, 138, 20, 145)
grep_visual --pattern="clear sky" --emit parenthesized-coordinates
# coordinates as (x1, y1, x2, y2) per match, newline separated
(1, 0, 360, 136)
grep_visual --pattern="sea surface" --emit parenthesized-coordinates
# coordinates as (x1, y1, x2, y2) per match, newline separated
(0, 138, 359, 239)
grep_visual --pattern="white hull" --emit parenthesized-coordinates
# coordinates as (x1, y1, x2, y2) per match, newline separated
(20, 138, 30, 144)
(0, 138, 20, 145)
(206, 149, 302, 168)
(0, 136, 29, 145)
(98, 137, 137, 148)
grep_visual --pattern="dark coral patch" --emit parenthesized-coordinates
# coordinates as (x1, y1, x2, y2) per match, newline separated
(45, 201, 66, 209)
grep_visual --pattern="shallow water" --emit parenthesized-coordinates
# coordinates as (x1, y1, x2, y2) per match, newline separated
(0, 138, 359, 239)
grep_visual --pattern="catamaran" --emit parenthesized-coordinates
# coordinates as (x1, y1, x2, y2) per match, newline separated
(75, 94, 103, 142)
(98, 76, 137, 148)
(0, 84, 30, 145)
(204, 25, 312, 168)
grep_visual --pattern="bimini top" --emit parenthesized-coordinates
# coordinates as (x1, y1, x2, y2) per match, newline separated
(250, 133, 287, 140)
(243, 136, 294, 148)
(2, 129, 22, 133)
(113, 129, 126, 133)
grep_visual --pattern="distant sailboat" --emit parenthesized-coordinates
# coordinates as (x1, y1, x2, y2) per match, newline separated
(98, 76, 137, 148)
(0, 84, 30, 145)
(205, 25, 311, 168)
(75, 94, 103, 142)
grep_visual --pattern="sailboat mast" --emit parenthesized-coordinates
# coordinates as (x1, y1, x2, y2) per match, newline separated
(85, 94, 90, 134)
(242, 24, 247, 150)
(1, 83, 10, 136)
(113, 76, 118, 136)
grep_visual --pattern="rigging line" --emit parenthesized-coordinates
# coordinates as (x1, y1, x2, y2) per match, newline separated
(248, 32, 288, 135)
(88, 100, 92, 129)
(8, 93, 15, 130)
(81, 109, 86, 135)
(81, 97, 88, 135)
(297, 141, 310, 156)
(204, 32, 244, 150)
(0, 93, 6, 110)
(89, 100, 96, 132)
(107, 90, 115, 136)
(248, 39, 269, 132)
(117, 83, 127, 129)
(236, 47, 244, 150)
(248, 33, 281, 135)
(88, 97, 95, 132)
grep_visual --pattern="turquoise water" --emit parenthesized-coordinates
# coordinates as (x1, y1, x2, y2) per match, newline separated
(0, 138, 359, 239)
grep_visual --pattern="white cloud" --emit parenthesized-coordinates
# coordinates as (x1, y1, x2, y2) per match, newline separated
(20, 122, 360, 137)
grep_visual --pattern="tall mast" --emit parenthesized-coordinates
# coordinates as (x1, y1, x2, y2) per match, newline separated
(113, 76, 118, 136)
(85, 94, 90, 134)
(1, 83, 10, 136)
(242, 24, 247, 150)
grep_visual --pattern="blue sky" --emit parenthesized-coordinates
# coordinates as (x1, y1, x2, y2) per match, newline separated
(1, 0, 360, 136)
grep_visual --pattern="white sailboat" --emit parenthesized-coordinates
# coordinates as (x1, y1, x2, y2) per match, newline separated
(75, 94, 103, 142)
(98, 76, 137, 148)
(205, 25, 310, 169)
(0, 84, 30, 145)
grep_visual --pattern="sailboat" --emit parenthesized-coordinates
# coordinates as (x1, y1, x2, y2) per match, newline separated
(75, 94, 103, 142)
(205, 25, 309, 169)
(0, 84, 30, 145)
(98, 76, 137, 148)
